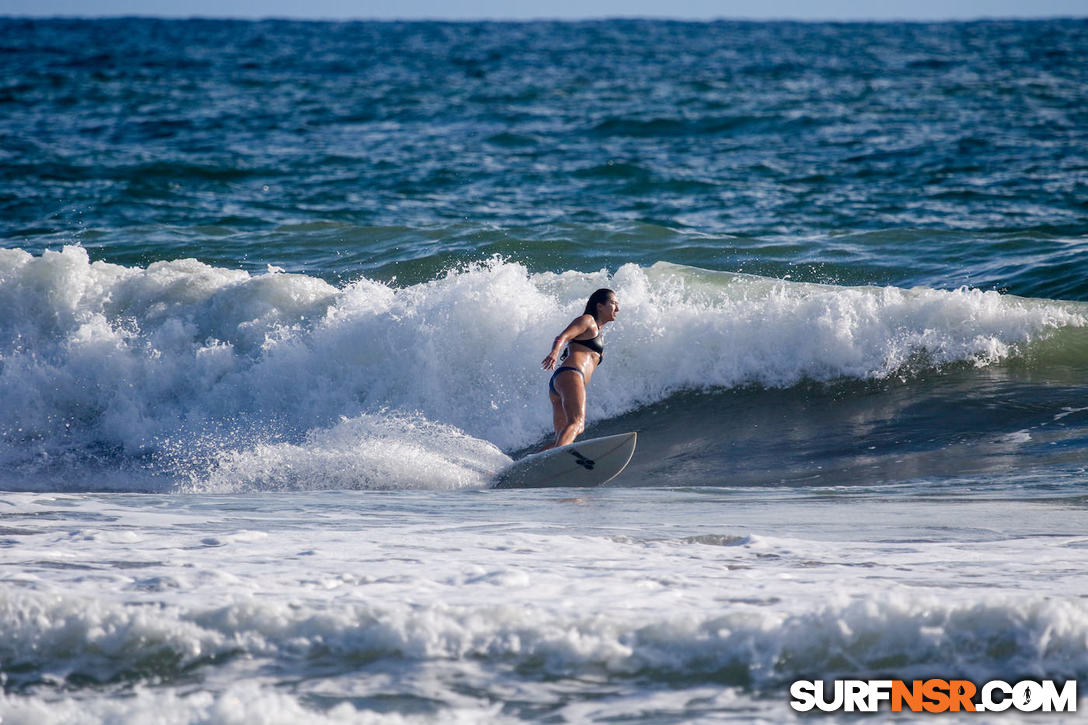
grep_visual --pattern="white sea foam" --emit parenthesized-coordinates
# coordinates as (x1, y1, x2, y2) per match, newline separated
(1, 552, 1085, 723)
(192, 412, 510, 492)
(5, 585, 1083, 684)
(2, 487, 1087, 723)
(0, 684, 507, 725)
(1, 247, 1083, 491)
(3, 492, 1087, 689)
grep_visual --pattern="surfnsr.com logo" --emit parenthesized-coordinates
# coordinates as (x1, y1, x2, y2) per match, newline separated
(789, 679, 1078, 713)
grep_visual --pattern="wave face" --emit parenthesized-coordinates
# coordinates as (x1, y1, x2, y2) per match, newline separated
(1, 247, 1083, 492)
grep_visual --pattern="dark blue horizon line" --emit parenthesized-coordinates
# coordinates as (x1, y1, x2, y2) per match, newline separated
(3, 14, 1087, 25)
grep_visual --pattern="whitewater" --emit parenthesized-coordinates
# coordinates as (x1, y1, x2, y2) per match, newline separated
(2, 246, 1083, 494)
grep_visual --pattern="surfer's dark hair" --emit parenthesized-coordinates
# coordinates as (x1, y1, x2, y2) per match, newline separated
(584, 288, 616, 319)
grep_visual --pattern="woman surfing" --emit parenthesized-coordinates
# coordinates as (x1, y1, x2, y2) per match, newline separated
(540, 288, 619, 450)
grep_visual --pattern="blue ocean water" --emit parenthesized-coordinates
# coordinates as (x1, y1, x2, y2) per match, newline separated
(2, 17, 1088, 723)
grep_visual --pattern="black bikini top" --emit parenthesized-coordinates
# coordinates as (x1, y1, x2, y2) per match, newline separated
(568, 332, 604, 362)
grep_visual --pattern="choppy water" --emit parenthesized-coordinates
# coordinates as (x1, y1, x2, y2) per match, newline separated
(2, 17, 1087, 723)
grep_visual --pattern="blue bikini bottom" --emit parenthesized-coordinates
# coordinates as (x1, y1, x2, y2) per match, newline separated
(548, 366, 585, 395)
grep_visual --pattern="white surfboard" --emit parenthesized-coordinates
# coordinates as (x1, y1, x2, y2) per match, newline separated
(492, 432, 637, 489)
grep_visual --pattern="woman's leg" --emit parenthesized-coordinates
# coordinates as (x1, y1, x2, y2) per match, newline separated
(549, 391, 566, 443)
(551, 369, 587, 448)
